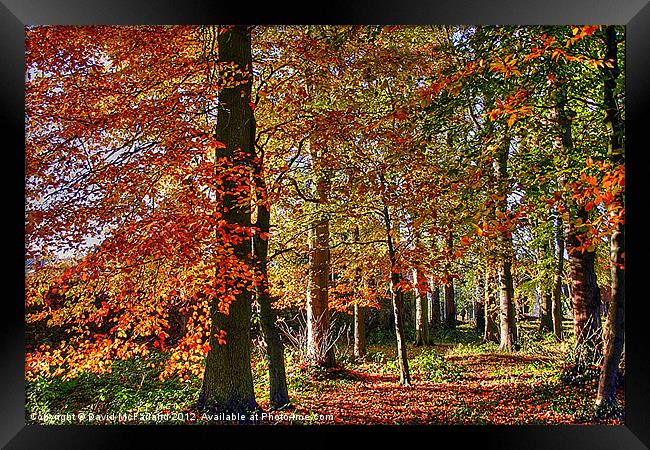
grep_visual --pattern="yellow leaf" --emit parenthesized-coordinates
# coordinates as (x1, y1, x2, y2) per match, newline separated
(471, 222, 483, 236)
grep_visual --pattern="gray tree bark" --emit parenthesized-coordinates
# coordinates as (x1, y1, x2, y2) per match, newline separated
(494, 136, 517, 351)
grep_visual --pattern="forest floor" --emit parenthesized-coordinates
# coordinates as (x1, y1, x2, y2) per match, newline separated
(26, 322, 624, 425)
(252, 323, 624, 425)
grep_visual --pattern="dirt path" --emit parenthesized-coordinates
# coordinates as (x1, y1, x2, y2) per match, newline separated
(262, 346, 622, 425)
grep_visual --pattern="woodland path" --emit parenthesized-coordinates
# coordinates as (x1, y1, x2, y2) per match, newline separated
(257, 344, 622, 425)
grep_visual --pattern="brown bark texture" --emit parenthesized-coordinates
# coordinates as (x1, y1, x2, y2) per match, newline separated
(200, 26, 258, 415)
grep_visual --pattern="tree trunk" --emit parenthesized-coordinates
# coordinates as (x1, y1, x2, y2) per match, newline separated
(539, 286, 553, 332)
(413, 268, 429, 345)
(475, 271, 486, 335)
(307, 220, 335, 367)
(353, 304, 366, 359)
(497, 258, 517, 351)
(494, 136, 517, 351)
(443, 228, 456, 329)
(565, 216, 602, 360)
(538, 237, 553, 332)
(306, 137, 335, 367)
(596, 25, 625, 413)
(596, 226, 624, 411)
(351, 226, 366, 359)
(483, 266, 500, 343)
(252, 176, 290, 409)
(429, 280, 441, 334)
(552, 217, 565, 340)
(475, 298, 485, 333)
(199, 26, 257, 415)
(390, 274, 411, 386)
(551, 77, 601, 362)
(444, 281, 456, 329)
(382, 202, 410, 386)
(427, 283, 433, 329)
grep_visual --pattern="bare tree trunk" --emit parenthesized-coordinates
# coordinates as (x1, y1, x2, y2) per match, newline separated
(596, 25, 625, 413)
(382, 202, 410, 386)
(444, 281, 456, 329)
(391, 274, 411, 386)
(596, 226, 624, 410)
(494, 136, 517, 351)
(443, 228, 456, 329)
(537, 238, 554, 332)
(353, 303, 366, 359)
(413, 268, 429, 345)
(483, 265, 500, 343)
(306, 136, 335, 367)
(429, 279, 441, 334)
(475, 270, 486, 335)
(351, 226, 366, 359)
(307, 220, 335, 367)
(539, 287, 553, 332)
(252, 177, 290, 409)
(552, 217, 565, 340)
(566, 217, 602, 359)
(427, 282, 433, 329)
(497, 258, 517, 351)
(200, 26, 257, 415)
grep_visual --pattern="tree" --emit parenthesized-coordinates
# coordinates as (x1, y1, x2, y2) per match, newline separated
(493, 135, 518, 351)
(595, 25, 625, 415)
(413, 266, 430, 345)
(198, 25, 258, 415)
(25, 26, 261, 414)
(555, 78, 603, 361)
(483, 265, 500, 342)
(305, 138, 336, 367)
(429, 280, 442, 333)
(474, 267, 486, 335)
(382, 194, 411, 386)
(352, 225, 367, 358)
(251, 151, 290, 409)
(552, 217, 566, 340)
(538, 238, 554, 332)
(353, 302, 367, 359)
(442, 228, 457, 329)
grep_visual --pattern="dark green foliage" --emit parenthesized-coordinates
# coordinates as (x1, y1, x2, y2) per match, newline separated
(26, 353, 200, 424)
(410, 350, 465, 382)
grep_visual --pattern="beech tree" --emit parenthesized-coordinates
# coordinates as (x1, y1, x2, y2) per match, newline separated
(26, 26, 262, 413)
(198, 25, 258, 414)
(595, 25, 625, 415)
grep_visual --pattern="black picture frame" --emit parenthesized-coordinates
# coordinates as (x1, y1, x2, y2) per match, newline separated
(3, 1, 648, 448)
